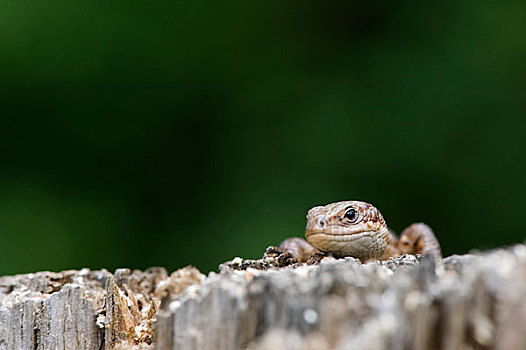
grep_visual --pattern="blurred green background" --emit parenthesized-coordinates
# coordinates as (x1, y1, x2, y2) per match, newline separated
(0, 1, 525, 275)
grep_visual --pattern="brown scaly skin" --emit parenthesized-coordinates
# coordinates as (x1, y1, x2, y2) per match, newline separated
(396, 222, 442, 257)
(269, 200, 442, 263)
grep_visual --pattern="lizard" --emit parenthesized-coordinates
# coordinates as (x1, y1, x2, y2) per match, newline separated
(266, 200, 442, 264)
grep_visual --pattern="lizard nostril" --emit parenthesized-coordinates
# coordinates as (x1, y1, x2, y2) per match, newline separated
(317, 218, 326, 228)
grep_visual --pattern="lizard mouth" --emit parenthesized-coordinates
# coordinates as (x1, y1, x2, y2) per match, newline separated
(305, 230, 385, 259)
(305, 230, 376, 241)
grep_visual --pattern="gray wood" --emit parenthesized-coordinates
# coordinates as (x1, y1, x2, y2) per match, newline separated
(158, 246, 526, 350)
(1, 245, 526, 349)
(0, 266, 204, 350)
(0, 269, 108, 350)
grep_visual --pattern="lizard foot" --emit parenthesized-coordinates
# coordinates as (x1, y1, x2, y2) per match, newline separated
(264, 245, 284, 258)
(306, 251, 328, 265)
(264, 246, 298, 267)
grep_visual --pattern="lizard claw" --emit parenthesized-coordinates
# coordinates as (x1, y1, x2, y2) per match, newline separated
(264, 245, 284, 258)
(276, 251, 297, 265)
(306, 251, 328, 265)
(264, 245, 298, 266)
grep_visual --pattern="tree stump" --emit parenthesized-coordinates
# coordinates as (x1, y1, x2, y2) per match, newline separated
(1, 244, 526, 349)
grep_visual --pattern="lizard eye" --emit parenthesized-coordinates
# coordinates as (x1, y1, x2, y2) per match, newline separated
(344, 208, 358, 223)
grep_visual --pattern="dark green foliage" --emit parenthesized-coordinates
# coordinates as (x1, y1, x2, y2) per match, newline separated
(0, 1, 525, 274)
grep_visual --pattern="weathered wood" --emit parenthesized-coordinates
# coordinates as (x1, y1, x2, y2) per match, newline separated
(0, 269, 108, 350)
(1, 245, 526, 349)
(0, 267, 204, 350)
(157, 245, 526, 350)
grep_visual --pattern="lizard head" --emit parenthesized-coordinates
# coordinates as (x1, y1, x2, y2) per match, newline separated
(304, 200, 390, 260)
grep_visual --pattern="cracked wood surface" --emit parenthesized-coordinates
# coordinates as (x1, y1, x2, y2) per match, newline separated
(0, 267, 204, 350)
(159, 246, 526, 350)
(1, 244, 526, 349)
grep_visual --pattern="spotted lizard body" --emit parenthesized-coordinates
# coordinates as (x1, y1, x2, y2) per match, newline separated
(273, 200, 442, 263)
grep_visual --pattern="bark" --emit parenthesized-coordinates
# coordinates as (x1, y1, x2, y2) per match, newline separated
(1, 244, 526, 350)
(0, 267, 204, 350)
(157, 245, 526, 350)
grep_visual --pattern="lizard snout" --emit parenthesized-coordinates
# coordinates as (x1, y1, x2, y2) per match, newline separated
(306, 215, 328, 231)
